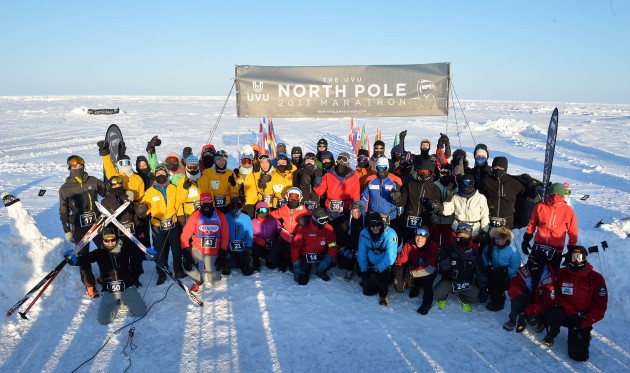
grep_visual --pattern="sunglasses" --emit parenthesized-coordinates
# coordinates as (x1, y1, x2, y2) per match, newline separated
(440, 169, 451, 175)
(417, 169, 431, 175)
(240, 158, 253, 166)
(369, 221, 382, 228)
(110, 176, 124, 186)
(117, 159, 131, 167)
(103, 237, 117, 243)
(287, 192, 301, 201)
(186, 164, 199, 172)
(415, 227, 429, 237)
(317, 144, 326, 148)
(67, 156, 85, 169)
(257, 207, 269, 213)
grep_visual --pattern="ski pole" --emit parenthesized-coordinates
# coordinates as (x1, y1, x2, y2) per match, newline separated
(5, 260, 66, 317)
(18, 262, 65, 320)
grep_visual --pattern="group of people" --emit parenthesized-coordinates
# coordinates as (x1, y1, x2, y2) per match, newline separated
(58, 130, 606, 361)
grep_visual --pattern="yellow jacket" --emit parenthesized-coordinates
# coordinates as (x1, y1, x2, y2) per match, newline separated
(141, 183, 178, 226)
(198, 167, 239, 207)
(175, 177, 201, 219)
(244, 170, 281, 207)
(102, 154, 145, 201)
(271, 169, 295, 207)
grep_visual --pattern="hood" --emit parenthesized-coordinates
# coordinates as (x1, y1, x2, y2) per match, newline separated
(255, 201, 269, 217)
(200, 144, 216, 155)
(136, 155, 149, 171)
(165, 152, 185, 174)
(489, 226, 514, 241)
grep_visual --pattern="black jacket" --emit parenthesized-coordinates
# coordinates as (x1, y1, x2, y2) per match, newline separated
(479, 173, 527, 229)
(76, 245, 133, 293)
(392, 174, 443, 225)
(438, 243, 487, 289)
(59, 172, 106, 233)
(100, 189, 139, 235)
(331, 211, 365, 254)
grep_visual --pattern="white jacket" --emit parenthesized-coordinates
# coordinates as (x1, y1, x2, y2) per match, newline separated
(442, 190, 490, 235)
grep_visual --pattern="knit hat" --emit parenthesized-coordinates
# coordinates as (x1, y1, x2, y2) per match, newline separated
(491, 156, 508, 170)
(414, 157, 434, 171)
(474, 144, 489, 159)
(357, 149, 369, 158)
(321, 150, 334, 161)
(2, 193, 19, 208)
(291, 146, 303, 156)
(102, 227, 117, 241)
(276, 143, 287, 152)
(549, 182, 566, 196)
(374, 140, 385, 148)
(185, 154, 199, 165)
(317, 138, 328, 147)
(200, 192, 214, 204)
(420, 139, 431, 147)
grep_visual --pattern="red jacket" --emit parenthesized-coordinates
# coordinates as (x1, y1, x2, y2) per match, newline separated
(290, 222, 338, 263)
(556, 263, 608, 329)
(270, 204, 312, 243)
(180, 209, 229, 256)
(526, 194, 578, 249)
(508, 264, 556, 317)
(313, 171, 360, 213)
(395, 239, 439, 277)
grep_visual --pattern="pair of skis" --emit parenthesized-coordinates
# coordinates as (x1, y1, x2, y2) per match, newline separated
(6, 201, 130, 319)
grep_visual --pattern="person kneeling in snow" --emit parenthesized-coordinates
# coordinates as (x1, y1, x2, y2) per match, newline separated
(433, 224, 488, 312)
(64, 228, 147, 325)
(542, 246, 607, 361)
(290, 207, 338, 285)
(357, 213, 399, 306)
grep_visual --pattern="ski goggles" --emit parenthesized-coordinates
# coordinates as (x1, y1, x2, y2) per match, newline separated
(376, 164, 388, 172)
(439, 169, 452, 176)
(240, 158, 253, 166)
(313, 215, 329, 225)
(417, 169, 431, 175)
(456, 223, 473, 234)
(109, 176, 124, 186)
(67, 156, 85, 169)
(287, 192, 302, 201)
(368, 219, 383, 228)
(258, 154, 270, 161)
(165, 156, 179, 164)
(117, 159, 131, 167)
(257, 207, 269, 214)
(154, 164, 168, 174)
(304, 154, 317, 161)
(186, 163, 200, 172)
(571, 251, 585, 263)
(357, 155, 369, 163)
(415, 227, 429, 237)
(336, 155, 350, 165)
(460, 178, 474, 187)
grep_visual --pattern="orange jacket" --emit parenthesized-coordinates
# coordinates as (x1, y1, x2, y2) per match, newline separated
(180, 209, 229, 256)
(313, 171, 361, 212)
(526, 194, 578, 249)
(270, 204, 312, 242)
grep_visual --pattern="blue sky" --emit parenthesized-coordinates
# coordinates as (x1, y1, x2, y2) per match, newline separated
(1, 0, 628, 104)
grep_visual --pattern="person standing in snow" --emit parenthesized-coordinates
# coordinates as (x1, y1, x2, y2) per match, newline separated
(480, 226, 521, 311)
(431, 163, 457, 247)
(293, 152, 321, 211)
(543, 246, 607, 362)
(59, 155, 107, 298)
(64, 228, 147, 324)
(174, 154, 202, 226)
(313, 152, 361, 221)
(97, 140, 145, 202)
(361, 156, 402, 230)
(331, 200, 365, 281)
(357, 213, 399, 306)
(270, 188, 312, 272)
(469, 144, 491, 187)
(521, 182, 578, 270)
(198, 150, 239, 213)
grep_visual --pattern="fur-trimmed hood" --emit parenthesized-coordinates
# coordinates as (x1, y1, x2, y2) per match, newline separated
(490, 226, 514, 242)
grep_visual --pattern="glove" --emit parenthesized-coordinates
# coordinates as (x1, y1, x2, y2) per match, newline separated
(182, 146, 192, 160)
(125, 190, 135, 202)
(453, 160, 464, 177)
(63, 249, 78, 265)
(183, 178, 193, 190)
(97, 140, 110, 156)
(232, 168, 240, 177)
(146, 247, 158, 260)
(118, 140, 127, 158)
(478, 288, 488, 304)
(477, 229, 489, 244)
(390, 190, 402, 203)
(438, 133, 450, 149)
(65, 231, 75, 243)
(399, 129, 407, 141)
(313, 168, 323, 178)
(420, 197, 435, 211)
(521, 233, 533, 255)
(135, 203, 148, 218)
(569, 312, 586, 329)
(215, 250, 227, 271)
(258, 174, 271, 189)
(293, 260, 302, 282)
(228, 174, 236, 187)
(146, 135, 161, 154)
(445, 185, 456, 202)
(312, 175, 323, 187)
(316, 254, 333, 275)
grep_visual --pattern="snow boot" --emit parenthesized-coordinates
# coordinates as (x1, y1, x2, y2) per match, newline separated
(409, 286, 420, 298)
(317, 272, 331, 282)
(516, 314, 527, 333)
(417, 303, 431, 315)
(156, 273, 167, 285)
(437, 299, 447, 310)
(379, 296, 389, 306)
(503, 320, 516, 331)
(344, 271, 353, 282)
(458, 295, 472, 312)
(86, 286, 99, 299)
(543, 334, 555, 347)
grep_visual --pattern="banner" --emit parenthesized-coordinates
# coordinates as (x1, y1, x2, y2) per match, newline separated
(235, 64, 450, 118)
(88, 108, 119, 115)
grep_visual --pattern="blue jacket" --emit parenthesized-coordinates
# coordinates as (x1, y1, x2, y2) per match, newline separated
(357, 226, 399, 273)
(361, 176, 400, 220)
(481, 242, 521, 278)
(225, 212, 254, 248)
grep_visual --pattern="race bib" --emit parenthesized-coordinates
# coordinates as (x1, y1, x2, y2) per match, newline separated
(330, 199, 344, 212)
(276, 198, 286, 208)
(107, 280, 126, 293)
(262, 194, 273, 205)
(210, 181, 220, 190)
(380, 213, 391, 226)
(80, 211, 96, 227)
(118, 222, 134, 236)
(159, 219, 174, 230)
(214, 195, 227, 207)
(187, 188, 199, 198)
(406, 215, 420, 228)
(452, 281, 470, 292)
(536, 244, 556, 261)
(305, 252, 320, 263)
(490, 217, 507, 227)
(229, 240, 245, 252)
(304, 201, 317, 211)
(272, 184, 284, 193)
(265, 239, 273, 249)
(201, 236, 217, 249)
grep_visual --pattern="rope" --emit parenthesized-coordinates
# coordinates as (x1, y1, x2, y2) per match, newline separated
(206, 79, 237, 145)
(450, 81, 477, 146)
(70, 283, 174, 373)
(122, 327, 138, 373)
(449, 86, 463, 149)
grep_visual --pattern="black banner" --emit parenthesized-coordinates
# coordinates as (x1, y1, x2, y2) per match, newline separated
(542, 108, 559, 199)
(88, 108, 119, 115)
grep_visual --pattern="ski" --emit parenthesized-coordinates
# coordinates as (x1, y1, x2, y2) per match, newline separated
(95, 202, 203, 307)
(542, 108, 559, 200)
(6, 201, 130, 318)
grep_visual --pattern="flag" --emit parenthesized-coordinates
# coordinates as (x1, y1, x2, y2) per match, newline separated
(349, 118, 355, 143)
(267, 118, 276, 157)
(258, 120, 266, 155)
(360, 125, 367, 150)
(393, 132, 399, 147)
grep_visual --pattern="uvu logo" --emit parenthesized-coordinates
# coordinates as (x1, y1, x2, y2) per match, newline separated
(248, 81, 269, 102)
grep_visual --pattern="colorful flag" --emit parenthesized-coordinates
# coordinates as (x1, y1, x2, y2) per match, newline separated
(393, 132, 399, 147)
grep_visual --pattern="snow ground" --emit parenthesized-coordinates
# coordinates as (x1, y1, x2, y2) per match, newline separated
(0, 96, 629, 372)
